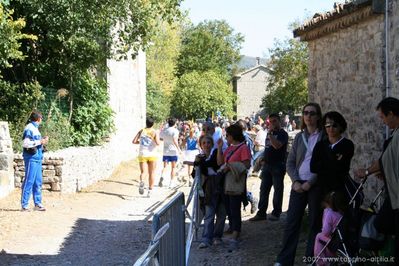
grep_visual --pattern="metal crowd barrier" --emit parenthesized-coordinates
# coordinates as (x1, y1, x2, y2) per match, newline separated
(133, 223, 170, 266)
(134, 165, 203, 266)
(184, 165, 204, 264)
(152, 192, 186, 266)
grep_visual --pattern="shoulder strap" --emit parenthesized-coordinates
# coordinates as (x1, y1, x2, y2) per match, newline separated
(226, 143, 245, 162)
(301, 132, 309, 150)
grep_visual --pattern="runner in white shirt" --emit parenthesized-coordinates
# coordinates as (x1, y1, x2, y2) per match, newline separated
(159, 118, 181, 188)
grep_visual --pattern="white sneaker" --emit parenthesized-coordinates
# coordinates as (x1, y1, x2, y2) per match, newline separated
(147, 189, 152, 198)
(139, 181, 145, 195)
(168, 180, 177, 189)
(198, 242, 209, 249)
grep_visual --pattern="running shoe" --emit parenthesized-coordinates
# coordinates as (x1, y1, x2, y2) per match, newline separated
(139, 181, 145, 195)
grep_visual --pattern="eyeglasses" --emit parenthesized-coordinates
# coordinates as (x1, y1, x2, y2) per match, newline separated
(303, 111, 317, 116)
(325, 123, 339, 129)
(201, 141, 212, 145)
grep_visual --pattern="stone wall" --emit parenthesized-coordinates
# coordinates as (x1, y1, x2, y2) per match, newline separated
(0, 122, 14, 198)
(305, 6, 399, 205)
(389, 0, 399, 98)
(234, 66, 268, 119)
(14, 155, 63, 191)
(107, 50, 146, 156)
(13, 141, 139, 194)
(307, 14, 386, 172)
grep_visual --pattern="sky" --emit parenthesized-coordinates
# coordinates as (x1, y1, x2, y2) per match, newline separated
(180, 0, 339, 58)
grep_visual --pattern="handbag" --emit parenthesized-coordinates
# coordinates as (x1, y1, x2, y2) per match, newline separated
(224, 161, 247, 195)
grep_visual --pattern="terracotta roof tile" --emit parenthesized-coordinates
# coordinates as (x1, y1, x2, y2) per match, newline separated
(294, 0, 373, 38)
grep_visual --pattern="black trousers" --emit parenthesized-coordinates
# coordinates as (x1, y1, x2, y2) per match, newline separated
(223, 194, 242, 232)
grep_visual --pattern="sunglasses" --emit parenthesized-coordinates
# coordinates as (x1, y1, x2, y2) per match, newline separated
(303, 111, 317, 116)
(201, 141, 212, 145)
(325, 123, 339, 129)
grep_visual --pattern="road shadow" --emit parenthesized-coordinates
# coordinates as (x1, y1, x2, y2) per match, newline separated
(101, 180, 134, 187)
(0, 208, 22, 212)
(0, 218, 152, 265)
(188, 210, 309, 266)
(80, 190, 131, 200)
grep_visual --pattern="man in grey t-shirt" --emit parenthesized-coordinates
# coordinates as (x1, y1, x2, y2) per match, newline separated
(159, 118, 181, 188)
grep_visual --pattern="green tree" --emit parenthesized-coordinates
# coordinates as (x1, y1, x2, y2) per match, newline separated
(170, 70, 235, 119)
(0, 3, 42, 146)
(1, 0, 181, 149)
(177, 20, 244, 77)
(146, 80, 170, 123)
(262, 38, 308, 115)
(0, 3, 36, 73)
(70, 72, 114, 146)
(5, 0, 182, 101)
(146, 19, 182, 95)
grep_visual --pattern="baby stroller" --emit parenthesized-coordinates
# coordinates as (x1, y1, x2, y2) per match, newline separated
(358, 187, 386, 254)
(313, 175, 369, 266)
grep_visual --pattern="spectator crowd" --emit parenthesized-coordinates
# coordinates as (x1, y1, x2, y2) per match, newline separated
(130, 97, 399, 265)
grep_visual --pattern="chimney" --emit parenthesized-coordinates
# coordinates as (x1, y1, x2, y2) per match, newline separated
(256, 57, 260, 65)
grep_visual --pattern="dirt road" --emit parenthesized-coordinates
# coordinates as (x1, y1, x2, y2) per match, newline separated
(0, 161, 307, 266)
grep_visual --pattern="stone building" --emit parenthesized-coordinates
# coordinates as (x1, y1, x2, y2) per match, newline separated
(294, 0, 398, 200)
(233, 58, 268, 119)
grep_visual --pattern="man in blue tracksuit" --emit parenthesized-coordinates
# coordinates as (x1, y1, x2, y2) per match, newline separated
(21, 111, 49, 211)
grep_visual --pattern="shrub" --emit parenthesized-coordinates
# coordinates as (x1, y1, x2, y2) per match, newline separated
(40, 103, 73, 151)
(146, 80, 170, 123)
(70, 73, 114, 146)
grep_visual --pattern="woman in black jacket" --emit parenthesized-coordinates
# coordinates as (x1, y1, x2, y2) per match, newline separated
(310, 111, 355, 198)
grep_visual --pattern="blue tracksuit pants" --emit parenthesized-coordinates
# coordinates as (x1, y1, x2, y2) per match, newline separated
(21, 158, 43, 208)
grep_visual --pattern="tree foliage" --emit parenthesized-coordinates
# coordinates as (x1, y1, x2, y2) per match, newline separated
(1, 4, 43, 144)
(0, 3, 36, 73)
(70, 72, 114, 146)
(176, 20, 244, 77)
(146, 80, 170, 123)
(0, 0, 181, 149)
(146, 19, 182, 95)
(262, 38, 308, 115)
(170, 70, 235, 119)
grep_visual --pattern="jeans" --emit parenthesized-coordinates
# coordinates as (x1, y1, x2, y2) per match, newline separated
(276, 184, 323, 266)
(202, 196, 226, 244)
(223, 194, 242, 232)
(257, 162, 285, 217)
(251, 149, 264, 167)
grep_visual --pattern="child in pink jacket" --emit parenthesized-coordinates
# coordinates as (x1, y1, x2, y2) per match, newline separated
(314, 191, 345, 265)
